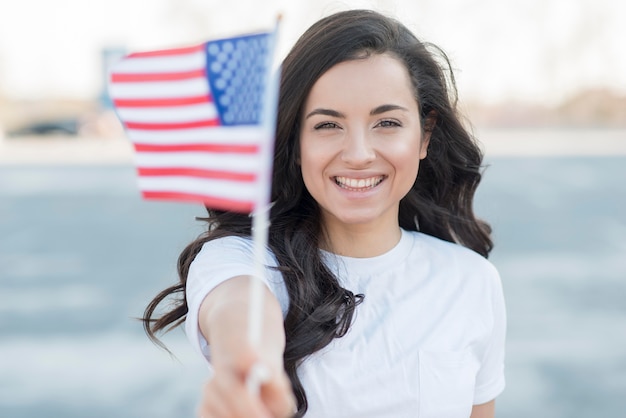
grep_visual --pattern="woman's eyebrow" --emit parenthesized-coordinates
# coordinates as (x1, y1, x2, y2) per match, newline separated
(304, 104, 409, 120)
(370, 104, 409, 115)
(304, 108, 346, 120)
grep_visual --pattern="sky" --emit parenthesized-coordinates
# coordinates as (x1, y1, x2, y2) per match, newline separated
(0, 0, 624, 105)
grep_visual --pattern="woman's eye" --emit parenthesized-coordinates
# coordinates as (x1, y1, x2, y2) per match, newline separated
(314, 122, 339, 130)
(377, 119, 401, 128)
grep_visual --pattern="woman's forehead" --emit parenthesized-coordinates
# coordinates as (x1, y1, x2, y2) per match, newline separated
(303, 54, 417, 113)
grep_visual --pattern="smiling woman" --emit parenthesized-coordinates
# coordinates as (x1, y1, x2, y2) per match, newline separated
(299, 54, 429, 251)
(143, 9, 505, 418)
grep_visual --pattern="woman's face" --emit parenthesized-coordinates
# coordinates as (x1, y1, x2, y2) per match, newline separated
(299, 53, 430, 236)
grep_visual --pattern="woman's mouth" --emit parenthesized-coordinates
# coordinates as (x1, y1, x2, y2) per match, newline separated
(334, 176, 385, 191)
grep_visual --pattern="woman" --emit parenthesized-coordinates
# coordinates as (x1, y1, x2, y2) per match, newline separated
(144, 9, 506, 418)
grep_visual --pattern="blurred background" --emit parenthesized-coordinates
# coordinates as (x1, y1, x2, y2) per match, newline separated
(0, 0, 624, 417)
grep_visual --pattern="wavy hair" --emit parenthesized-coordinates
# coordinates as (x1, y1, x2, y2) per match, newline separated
(143, 9, 492, 417)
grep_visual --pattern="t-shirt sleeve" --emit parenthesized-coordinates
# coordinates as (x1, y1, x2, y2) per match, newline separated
(473, 262, 507, 405)
(184, 236, 289, 362)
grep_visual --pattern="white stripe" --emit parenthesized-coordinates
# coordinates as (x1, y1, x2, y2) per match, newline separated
(116, 103, 218, 124)
(138, 176, 259, 201)
(109, 78, 209, 99)
(112, 51, 205, 74)
(126, 126, 272, 145)
(135, 152, 262, 172)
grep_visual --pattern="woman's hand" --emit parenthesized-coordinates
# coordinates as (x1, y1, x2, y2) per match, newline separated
(197, 276, 296, 418)
(198, 351, 295, 417)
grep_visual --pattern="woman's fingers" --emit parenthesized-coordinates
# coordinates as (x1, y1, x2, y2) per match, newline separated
(197, 379, 230, 417)
(261, 371, 297, 418)
(246, 363, 271, 395)
(198, 369, 273, 418)
(197, 367, 296, 418)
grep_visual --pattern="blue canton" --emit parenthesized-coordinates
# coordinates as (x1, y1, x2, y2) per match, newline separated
(205, 33, 271, 126)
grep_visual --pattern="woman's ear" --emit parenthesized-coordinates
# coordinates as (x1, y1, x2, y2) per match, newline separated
(423, 110, 437, 132)
(420, 110, 437, 159)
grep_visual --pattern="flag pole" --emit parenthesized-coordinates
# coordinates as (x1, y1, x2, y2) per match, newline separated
(246, 14, 282, 395)
(246, 203, 271, 395)
(248, 204, 270, 349)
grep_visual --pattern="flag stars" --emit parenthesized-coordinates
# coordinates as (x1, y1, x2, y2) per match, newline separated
(205, 33, 271, 125)
(207, 43, 220, 56)
(222, 41, 234, 53)
(217, 51, 229, 63)
(210, 62, 221, 73)
(215, 78, 227, 90)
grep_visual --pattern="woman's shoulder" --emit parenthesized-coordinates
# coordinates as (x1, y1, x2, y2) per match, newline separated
(405, 231, 503, 300)
(193, 234, 278, 268)
(407, 230, 499, 276)
(198, 234, 253, 253)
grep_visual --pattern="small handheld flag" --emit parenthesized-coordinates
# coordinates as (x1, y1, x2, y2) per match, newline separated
(109, 25, 281, 396)
(109, 32, 277, 213)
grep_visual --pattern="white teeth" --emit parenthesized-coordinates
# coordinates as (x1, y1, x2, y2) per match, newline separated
(335, 176, 384, 190)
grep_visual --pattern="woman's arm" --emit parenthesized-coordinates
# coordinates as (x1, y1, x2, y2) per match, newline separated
(470, 400, 495, 418)
(197, 275, 295, 418)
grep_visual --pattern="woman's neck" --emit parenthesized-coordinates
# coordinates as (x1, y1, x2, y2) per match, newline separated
(321, 221, 403, 258)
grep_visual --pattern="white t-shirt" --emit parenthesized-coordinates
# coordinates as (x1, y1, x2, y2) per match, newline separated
(185, 229, 506, 418)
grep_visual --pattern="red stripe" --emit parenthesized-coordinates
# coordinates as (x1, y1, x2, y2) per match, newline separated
(127, 44, 204, 58)
(111, 69, 206, 82)
(125, 119, 220, 130)
(113, 95, 211, 108)
(142, 191, 254, 213)
(134, 143, 259, 154)
(138, 167, 256, 182)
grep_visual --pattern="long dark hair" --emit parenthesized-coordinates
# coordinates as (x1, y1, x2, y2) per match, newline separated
(143, 9, 492, 417)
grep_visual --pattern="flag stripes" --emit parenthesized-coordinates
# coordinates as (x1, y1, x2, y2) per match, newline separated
(137, 175, 259, 208)
(110, 69, 206, 83)
(123, 126, 267, 144)
(115, 102, 218, 124)
(109, 78, 210, 99)
(137, 167, 256, 182)
(109, 32, 274, 212)
(124, 119, 220, 130)
(112, 51, 205, 74)
(133, 143, 258, 153)
(140, 191, 254, 213)
(112, 95, 211, 108)
(133, 152, 262, 173)
(127, 44, 205, 58)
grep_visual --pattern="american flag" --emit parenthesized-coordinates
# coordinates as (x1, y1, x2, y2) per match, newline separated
(108, 32, 276, 213)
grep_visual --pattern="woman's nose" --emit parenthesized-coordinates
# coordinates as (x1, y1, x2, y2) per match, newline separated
(340, 130, 376, 166)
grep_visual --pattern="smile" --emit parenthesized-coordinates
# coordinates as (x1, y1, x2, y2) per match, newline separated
(334, 176, 385, 191)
